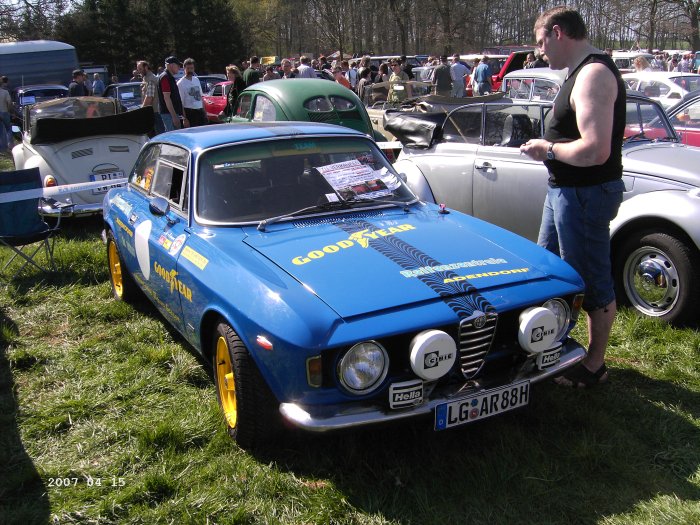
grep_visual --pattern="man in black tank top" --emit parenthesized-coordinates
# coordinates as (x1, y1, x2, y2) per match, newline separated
(520, 7, 625, 388)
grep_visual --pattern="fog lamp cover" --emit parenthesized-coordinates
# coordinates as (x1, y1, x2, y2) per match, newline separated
(409, 330, 456, 380)
(518, 307, 558, 353)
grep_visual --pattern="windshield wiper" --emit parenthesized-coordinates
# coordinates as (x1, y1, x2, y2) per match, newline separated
(344, 195, 417, 212)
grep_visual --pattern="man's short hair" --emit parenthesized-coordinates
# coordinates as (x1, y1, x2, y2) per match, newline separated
(300, 56, 310, 64)
(534, 6, 587, 40)
(183, 58, 195, 67)
(72, 69, 84, 78)
(281, 59, 292, 67)
(137, 60, 150, 70)
(250, 56, 259, 65)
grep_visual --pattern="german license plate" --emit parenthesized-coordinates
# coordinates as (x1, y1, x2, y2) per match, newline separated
(434, 381, 530, 430)
(89, 171, 124, 194)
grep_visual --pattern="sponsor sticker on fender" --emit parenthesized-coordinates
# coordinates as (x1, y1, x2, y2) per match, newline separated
(181, 246, 209, 270)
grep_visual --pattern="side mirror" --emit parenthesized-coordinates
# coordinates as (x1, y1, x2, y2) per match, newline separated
(149, 196, 170, 216)
(398, 172, 408, 183)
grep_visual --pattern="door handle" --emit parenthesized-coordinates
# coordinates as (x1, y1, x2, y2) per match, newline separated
(475, 162, 494, 171)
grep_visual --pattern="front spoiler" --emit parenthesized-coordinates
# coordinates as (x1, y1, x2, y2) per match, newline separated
(279, 338, 586, 432)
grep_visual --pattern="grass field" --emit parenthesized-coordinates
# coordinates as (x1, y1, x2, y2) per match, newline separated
(1, 157, 699, 524)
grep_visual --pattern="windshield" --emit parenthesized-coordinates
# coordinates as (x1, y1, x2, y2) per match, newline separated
(624, 98, 677, 142)
(196, 136, 415, 224)
(670, 76, 700, 92)
(115, 84, 143, 105)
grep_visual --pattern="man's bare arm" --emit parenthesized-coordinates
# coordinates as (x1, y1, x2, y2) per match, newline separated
(520, 62, 618, 165)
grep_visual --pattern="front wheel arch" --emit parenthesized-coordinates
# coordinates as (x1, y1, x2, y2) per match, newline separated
(612, 223, 700, 326)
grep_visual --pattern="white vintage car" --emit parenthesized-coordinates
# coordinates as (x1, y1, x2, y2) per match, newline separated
(12, 97, 152, 216)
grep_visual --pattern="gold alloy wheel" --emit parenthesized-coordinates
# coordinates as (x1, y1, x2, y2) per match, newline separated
(216, 336, 238, 429)
(108, 240, 123, 298)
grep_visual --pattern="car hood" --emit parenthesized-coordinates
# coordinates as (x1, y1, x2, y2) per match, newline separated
(242, 208, 567, 319)
(623, 143, 700, 187)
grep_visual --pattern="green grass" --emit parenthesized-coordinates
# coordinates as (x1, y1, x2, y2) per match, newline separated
(1, 155, 699, 523)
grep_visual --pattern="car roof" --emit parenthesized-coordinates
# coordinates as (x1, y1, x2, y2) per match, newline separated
(503, 68, 567, 82)
(460, 54, 508, 60)
(622, 71, 700, 79)
(105, 82, 142, 88)
(240, 78, 361, 106)
(14, 84, 68, 92)
(156, 121, 367, 151)
(612, 51, 654, 58)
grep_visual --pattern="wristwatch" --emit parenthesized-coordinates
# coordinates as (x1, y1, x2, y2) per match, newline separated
(546, 142, 556, 160)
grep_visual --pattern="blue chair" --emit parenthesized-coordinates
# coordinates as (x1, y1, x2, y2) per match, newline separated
(0, 168, 71, 278)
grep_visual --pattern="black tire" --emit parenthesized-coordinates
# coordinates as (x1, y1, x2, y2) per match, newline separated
(212, 321, 280, 449)
(106, 229, 139, 303)
(614, 231, 700, 325)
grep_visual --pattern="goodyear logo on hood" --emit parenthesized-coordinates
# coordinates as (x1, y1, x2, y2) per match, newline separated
(292, 224, 415, 265)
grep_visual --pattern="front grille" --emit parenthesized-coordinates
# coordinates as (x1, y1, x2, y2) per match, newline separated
(458, 311, 498, 379)
(71, 148, 93, 159)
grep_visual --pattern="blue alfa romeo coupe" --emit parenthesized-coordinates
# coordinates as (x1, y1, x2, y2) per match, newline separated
(103, 122, 587, 449)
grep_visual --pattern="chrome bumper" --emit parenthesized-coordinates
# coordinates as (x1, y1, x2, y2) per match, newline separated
(40, 202, 102, 217)
(279, 338, 586, 432)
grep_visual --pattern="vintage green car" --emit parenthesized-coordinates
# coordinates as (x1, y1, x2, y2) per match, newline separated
(227, 78, 388, 142)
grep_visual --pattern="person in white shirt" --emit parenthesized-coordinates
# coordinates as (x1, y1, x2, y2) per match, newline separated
(177, 58, 207, 126)
(450, 54, 469, 97)
(296, 56, 316, 79)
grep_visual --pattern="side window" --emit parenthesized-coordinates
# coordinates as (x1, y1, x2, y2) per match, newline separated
(533, 79, 559, 101)
(151, 161, 187, 211)
(506, 79, 532, 100)
(672, 101, 700, 128)
(212, 85, 223, 96)
(150, 145, 189, 212)
(252, 95, 277, 121)
(130, 144, 160, 192)
(235, 93, 253, 119)
(443, 108, 482, 144)
(639, 81, 664, 97)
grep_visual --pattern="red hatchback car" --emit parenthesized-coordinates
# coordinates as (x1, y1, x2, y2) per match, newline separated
(202, 81, 234, 123)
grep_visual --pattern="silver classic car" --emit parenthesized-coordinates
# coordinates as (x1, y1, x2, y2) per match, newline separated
(391, 92, 700, 325)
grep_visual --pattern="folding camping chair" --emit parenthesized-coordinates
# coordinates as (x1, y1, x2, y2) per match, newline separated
(0, 167, 71, 279)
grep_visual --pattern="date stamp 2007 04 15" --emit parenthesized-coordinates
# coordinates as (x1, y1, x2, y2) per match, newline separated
(46, 476, 126, 488)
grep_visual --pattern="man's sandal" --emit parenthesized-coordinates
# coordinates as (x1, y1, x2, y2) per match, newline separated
(555, 363, 608, 388)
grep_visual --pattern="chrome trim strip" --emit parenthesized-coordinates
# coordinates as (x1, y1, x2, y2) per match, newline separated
(279, 339, 586, 432)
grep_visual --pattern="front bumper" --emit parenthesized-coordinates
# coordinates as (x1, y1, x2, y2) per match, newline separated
(40, 202, 102, 217)
(279, 337, 586, 432)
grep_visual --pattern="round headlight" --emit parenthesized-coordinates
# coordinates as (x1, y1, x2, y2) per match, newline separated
(543, 298, 571, 341)
(337, 341, 388, 395)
